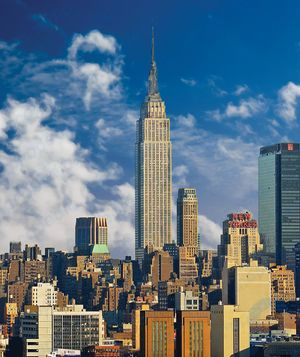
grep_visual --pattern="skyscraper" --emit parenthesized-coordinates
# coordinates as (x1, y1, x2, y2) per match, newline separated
(135, 31, 172, 263)
(218, 212, 263, 272)
(75, 217, 108, 255)
(259, 143, 300, 269)
(177, 188, 199, 257)
(295, 243, 300, 298)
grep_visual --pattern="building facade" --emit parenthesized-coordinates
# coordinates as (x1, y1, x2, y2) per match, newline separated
(75, 217, 108, 255)
(135, 32, 172, 263)
(222, 260, 271, 321)
(178, 246, 198, 284)
(218, 212, 263, 272)
(295, 242, 300, 298)
(30, 282, 58, 306)
(21, 305, 104, 357)
(270, 265, 296, 316)
(177, 188, 199, 257)
(211, 304, 250, 357)
(140, 310, 174, 357)
(259, 143, 300, 269)
(176, 311, 211, 357)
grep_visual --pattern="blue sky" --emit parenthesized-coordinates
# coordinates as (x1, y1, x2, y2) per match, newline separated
(1, 0, 300, 257)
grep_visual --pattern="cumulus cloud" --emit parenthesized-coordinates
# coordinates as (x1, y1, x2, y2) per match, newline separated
(173, 165, 189, 188)
(0, 94, 137, 256)
(207, 95, 267, 121)
(225, 95, 267, 118)
(175, 113, 196, 128)
(0, 30, 138, 257)
(199, 215, 222, 249)
(277, 81, 300, 124)
(75, 63, 120, 109)
(173, 114, 259, 202)
(68, 30, 118, 60)
(0, 96, 125, 250)
(96, 118, 123, 138)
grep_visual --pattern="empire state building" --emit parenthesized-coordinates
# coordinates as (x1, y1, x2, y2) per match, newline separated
(135, 31, 172, 263)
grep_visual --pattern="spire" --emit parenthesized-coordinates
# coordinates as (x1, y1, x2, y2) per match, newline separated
(152, 26, 155, 65)
(148, 27, 161, 100)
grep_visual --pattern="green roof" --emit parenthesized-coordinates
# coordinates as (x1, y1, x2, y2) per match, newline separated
(90, 244, 110, 255)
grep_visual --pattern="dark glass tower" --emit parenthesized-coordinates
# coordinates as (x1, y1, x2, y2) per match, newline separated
(259, 143, 300, 269)
(295, 242, 300, 298)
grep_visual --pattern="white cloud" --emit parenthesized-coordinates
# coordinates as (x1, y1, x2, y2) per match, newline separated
(175, 113, 196, 128)
(277, 81, 300, 124)
(76, 63, 120, 109)
(233, 84, 249, 96)
(173, 115, 259, 200)
(207, 95, 267, 121)
(225, 95, 266, 118)
(68, 30, 118, 60)
(199, 215, 221, 249)
(95, 118, 123, 139)
(173, 165, 189, 187)
(180, 78, 197, 87)
(0, 96, 124, 252)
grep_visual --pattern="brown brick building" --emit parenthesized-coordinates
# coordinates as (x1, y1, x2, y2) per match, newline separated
(176, 311, 211, 357)
(140, 310, 174, 357)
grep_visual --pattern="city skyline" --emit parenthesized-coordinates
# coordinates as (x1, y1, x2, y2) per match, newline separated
(1, 1, 300, 258)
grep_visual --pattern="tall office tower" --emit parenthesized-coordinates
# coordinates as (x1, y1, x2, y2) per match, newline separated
(218, 212, 263, 272)
(176, 311, 211, 357)
(270, 265, 296, 316)
(295, 243, 300, 298)
(211, 305, 250, 357)
(259, 143, 300, 269)
(75, 217, 108, 255)
(140, 310, 174, 357)
(222, 260, 271, 321)
(9, 241, 21, 254)
(135, 31, 172, 263)
(177, 188, 199, 257)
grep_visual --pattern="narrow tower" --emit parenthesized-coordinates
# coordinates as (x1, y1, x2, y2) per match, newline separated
(135, 30, 172, 263)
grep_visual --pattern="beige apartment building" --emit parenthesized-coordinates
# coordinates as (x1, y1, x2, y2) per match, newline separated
(211, 304, 250, 357)
(222, 260, 271, 321)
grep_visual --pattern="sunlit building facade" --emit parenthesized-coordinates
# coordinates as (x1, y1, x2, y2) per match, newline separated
(135, 32, 172, 263)
(259, 143, 300, 269)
